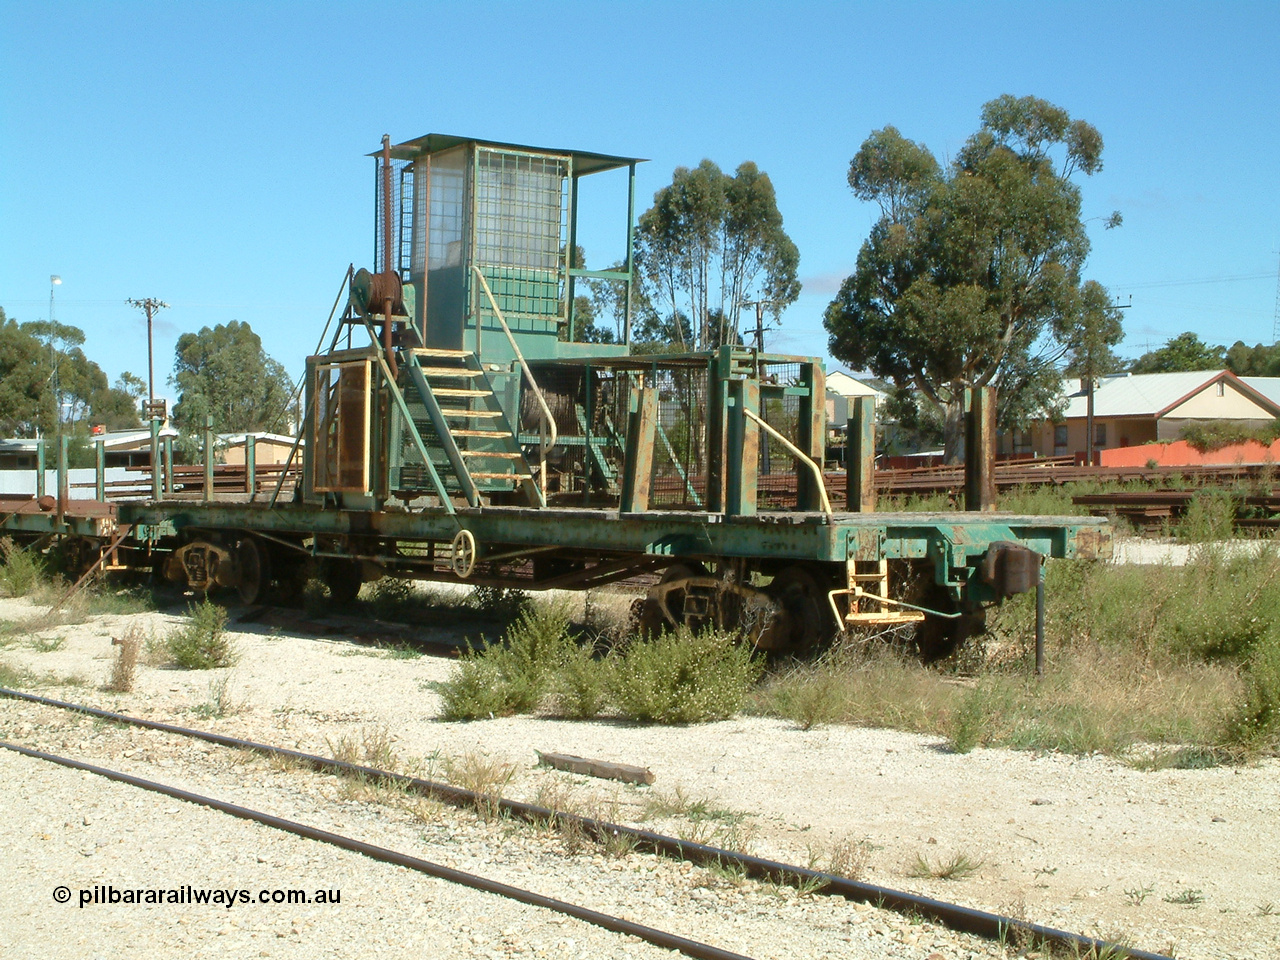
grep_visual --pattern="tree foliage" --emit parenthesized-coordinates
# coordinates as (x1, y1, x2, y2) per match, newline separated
(635, 159, 800, 351)
(824, 95, 1122, 459)
(1224, 340, 1280, 377)
(0, 306, 141, 436)
(1130, 332, 1224, 374)
(170, 321, 294, 438)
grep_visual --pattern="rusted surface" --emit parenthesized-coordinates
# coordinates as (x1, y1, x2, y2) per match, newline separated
(1073, 525, 1113, 560)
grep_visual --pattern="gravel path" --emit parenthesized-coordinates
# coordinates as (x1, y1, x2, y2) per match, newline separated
(2, 591, 1278, 959)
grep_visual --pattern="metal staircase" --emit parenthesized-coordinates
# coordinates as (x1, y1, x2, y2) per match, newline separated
(398, 348, 543, 507)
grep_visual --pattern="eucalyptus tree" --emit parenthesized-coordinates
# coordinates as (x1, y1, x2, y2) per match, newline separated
(635, 159, 800, 351)
(824, 95, 1122, 460)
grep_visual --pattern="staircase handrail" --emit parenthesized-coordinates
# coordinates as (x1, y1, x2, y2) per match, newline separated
(742, 407, 833, 517)
(470, 266, 559, 471)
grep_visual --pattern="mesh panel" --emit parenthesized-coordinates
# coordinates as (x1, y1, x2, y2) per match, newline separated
(374, 158, 412, 276)
(651, 365, 710, 509)
(474, 149, 569, 327)
(757, 361, 806, 510)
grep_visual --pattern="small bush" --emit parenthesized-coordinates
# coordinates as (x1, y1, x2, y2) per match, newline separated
(551, 643, 609, 719)
(0, 538, 44, 597)
(1225, 640, 1280, 750)
(1173, 491, 1237, 543)
(165, 598, 236, 669)
(105, 625, 143, 693)
(468, 585, 529, 620)
(609, 626, 763, 724)
(437, 603, 575, 720)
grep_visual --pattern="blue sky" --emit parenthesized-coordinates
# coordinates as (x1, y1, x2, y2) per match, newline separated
(2, 0, 1277, 402)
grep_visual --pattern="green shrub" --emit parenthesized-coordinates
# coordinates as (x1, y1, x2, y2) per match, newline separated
(437, 603, 575, 720)
(165, 599, 236, 669)
(1225, 640, 1280, 749)
(0, 538, 45, 597)
(609, 626, 762, 724)
(1173, 491, 1237, 543)
(551, 644, 609, 719)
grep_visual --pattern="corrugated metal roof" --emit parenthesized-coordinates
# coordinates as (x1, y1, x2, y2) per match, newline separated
(1242, 377, 1280, 407)
(1062, 371, 1280, 419)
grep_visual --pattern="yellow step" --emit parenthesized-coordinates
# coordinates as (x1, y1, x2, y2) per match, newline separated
(460, 450, 523, 460)
(431, 388, 491, 398)
(440, 408, 503, 418)
(451, 429, 510, 439)
(420, 367, 484, 378)
(411, 348, 472, 358)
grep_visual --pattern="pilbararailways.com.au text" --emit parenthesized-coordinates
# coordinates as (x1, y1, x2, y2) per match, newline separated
(57, 885, 341, 908)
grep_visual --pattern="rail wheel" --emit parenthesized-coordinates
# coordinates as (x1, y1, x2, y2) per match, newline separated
(235, 537, 270, 605)
(321, 557, 362, 605)
(759, 564, 837, 655)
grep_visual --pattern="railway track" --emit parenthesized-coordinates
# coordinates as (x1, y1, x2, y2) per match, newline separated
(2, 688, 1174, 960)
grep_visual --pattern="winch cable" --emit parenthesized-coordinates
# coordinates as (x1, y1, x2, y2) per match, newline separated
(0, 687, 1175, 960)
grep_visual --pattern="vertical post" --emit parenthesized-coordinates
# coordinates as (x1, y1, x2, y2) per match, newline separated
(796, 362, 827, 511)
(95, 439, 105, 501)
(163, 435, 174, 496)
(56, 434, 68, 525)
(203, 415, 214, 501)
(567, 171, 579, 342)
(36, 439, 46, 499)
(1035, 560, 1046, 677)
(245, 434, 257, 499)
(1085, 377, 1096, 466)
(620, 385, 658, 513)
(846, 396, 877, 513)
(623, 162, 636, 346)
(150, 418, 161, 502)
(725, 378, 760, 516)
(707, 349, 732, 513)
(964, 386, 997, 511)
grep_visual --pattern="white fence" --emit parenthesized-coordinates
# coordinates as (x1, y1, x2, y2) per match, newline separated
(0, 468, 137, 499)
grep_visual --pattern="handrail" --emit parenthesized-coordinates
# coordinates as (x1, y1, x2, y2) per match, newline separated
(470, 267, 558, 496)
(742, 407, 833, 517)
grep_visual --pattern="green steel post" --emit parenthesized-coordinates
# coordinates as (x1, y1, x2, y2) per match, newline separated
(35, 439, 45, 499)
(163, 436, 174, 496)
(245, 435, 256, 499)
(203, 416, 214, 501)
(624, 162, 636, 345)
(846, 396, 877, 512)
(620, 385, 657, 513)
(707, 350, 732, 513)
(150, 418, 161, 502)
(582, 363, 592, 504)
(56, 434, 68, 526)
(95, 439, 105, 501)
(567, 170, 579, 342)
(725, 378, 759, 517)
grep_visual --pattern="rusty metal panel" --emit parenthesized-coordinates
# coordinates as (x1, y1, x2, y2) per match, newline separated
(726, 378, 759, 516)
(964, 386, 997, 511)
(846, 395, 876, 512)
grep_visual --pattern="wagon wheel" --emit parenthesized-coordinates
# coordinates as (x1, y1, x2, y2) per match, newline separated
(638, 562, 707, 637)
(759, 564, 837, 655)
(321, 558, 362, 605)
(235, 537, 270, 605)
(451, 529, 477, 579)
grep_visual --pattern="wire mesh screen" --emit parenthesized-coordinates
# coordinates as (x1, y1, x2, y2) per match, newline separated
(757, 361, 804, 510)
(311, 361, 370, 494)
(650, 365, 710, 509)
(474, 149, 569, 330)
(374, 157, 412, 276)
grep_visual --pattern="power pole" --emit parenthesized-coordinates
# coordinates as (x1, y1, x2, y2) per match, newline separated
(126, 298, 169, 401)
(1272, 251, 1280, 345)
(736, 299, 784, 351)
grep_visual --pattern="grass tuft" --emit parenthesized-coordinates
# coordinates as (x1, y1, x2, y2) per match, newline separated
(0, 538, 45, 597)
(104, 624, 143, 693)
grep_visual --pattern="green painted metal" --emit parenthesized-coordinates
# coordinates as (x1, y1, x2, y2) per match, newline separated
(95, 440, 105, 501)
(35, 440, 45, 499)
(404, 353, 480, 507)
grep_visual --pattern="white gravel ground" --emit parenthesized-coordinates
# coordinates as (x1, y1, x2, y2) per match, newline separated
(1, 587, 1278, 960)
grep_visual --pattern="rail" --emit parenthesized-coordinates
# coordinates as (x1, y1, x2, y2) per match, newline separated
(471, 266, 558, 497)
(742, 407, 832, 516)
(0, 689, 1173, 960)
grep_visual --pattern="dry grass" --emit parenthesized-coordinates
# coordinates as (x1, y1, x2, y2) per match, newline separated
(443, 752, 518, 821)
(910, 850, 984, 881)
(758, 641, 1241, 757)
(104, 624, 143, 693)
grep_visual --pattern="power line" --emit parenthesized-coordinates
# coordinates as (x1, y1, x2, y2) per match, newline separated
(1273, 253, 1280, 345)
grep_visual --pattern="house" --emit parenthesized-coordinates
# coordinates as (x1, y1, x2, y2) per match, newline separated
(1000, 370, 1280, 460)
(824, 370, 886, 430)
(220, 432, 299, 466)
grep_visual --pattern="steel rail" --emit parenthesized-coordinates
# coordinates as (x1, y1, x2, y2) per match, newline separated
(0, 688, 1173, 960)
(0, 739, 754, 960)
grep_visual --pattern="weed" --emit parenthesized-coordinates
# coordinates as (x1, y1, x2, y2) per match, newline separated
(0, 660, 33, 688)
(191, 673, 239, 719)
(1123, 884, 1155, 906)
(469, 585, 529, 620)
(104, 624, 143, 693)
(1163, 888, 1205, 906)
(443, 752, 517, 821)
(549, 642, 608, 719)
(910, 851, 983, 881)
(0, 538, 45, 597)
(642, 786, 742, 824)
(609, 625, 762, 724)
(28, 634, 66, 653)
(84, 587, 155, 616)
(326, 725, 400, 772)
(165, 599, 236, 669)
(1258, 902, 1275, 917)
(826, 834, 873, 881)
(1174, 491, 1238, 543)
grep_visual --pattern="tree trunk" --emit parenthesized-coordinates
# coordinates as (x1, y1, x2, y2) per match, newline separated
(943, 398, 966, 465)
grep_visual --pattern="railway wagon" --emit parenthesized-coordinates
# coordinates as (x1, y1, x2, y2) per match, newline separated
(1, 133, 1110, 655)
